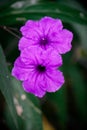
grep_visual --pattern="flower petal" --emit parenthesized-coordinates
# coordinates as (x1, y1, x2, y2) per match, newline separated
(49, 29, 73, 54)
(20, 20, 38, 35)
(18, 37, 38, 51)
(20, 46, 43, 65)
(20, 20, 42, 40)
(41, 48, 62, 67)
(45, 70, 64, 92)
(23, 73, 46, 98)
(12, 57, 31, 81)
(39, 16, 63, 35)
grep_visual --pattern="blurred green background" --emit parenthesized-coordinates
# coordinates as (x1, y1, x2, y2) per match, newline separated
(0, 0, 87, 130)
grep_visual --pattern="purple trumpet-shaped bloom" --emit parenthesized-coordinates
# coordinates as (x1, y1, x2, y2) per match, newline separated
(12, 47, 64, 98)
(19, 16, 73, 54)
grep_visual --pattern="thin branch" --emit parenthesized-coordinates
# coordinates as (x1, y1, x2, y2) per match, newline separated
(7, 26, 20, 33)
(0, 26, 20, 39)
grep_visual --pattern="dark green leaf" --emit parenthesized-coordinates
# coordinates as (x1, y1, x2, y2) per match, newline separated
(47, 86, 67, 129)
(0, 45, 43, 130)
(11, 77, 43, 130)
(0, 45, 19, 130)
(0, 2, 87, 25)
(62, 52, 87, 120)
(72, 23, 87, 49)
(68, 65, 87, 119)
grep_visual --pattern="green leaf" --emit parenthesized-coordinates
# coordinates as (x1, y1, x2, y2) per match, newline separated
(47, 86, 67, 129)
(0, 45, 19, 130)
(0, 45, 43, 130)
(0, 1, 87, 25)
(10, 77, 43, 130)
(68, 65, 87, 119)
(62, 52, 87, 120)
(72, 23, 87, 50)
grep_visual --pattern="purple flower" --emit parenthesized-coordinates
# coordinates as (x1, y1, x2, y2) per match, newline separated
(12, 47, 64, 98)
(19, 16, 73, 54)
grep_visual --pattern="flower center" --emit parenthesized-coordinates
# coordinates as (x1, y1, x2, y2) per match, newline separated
(40, 37, 49, 47)
(37, 65, 46, 73)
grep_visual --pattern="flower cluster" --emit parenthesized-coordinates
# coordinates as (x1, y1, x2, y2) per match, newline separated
(12, 16, 73, 98)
